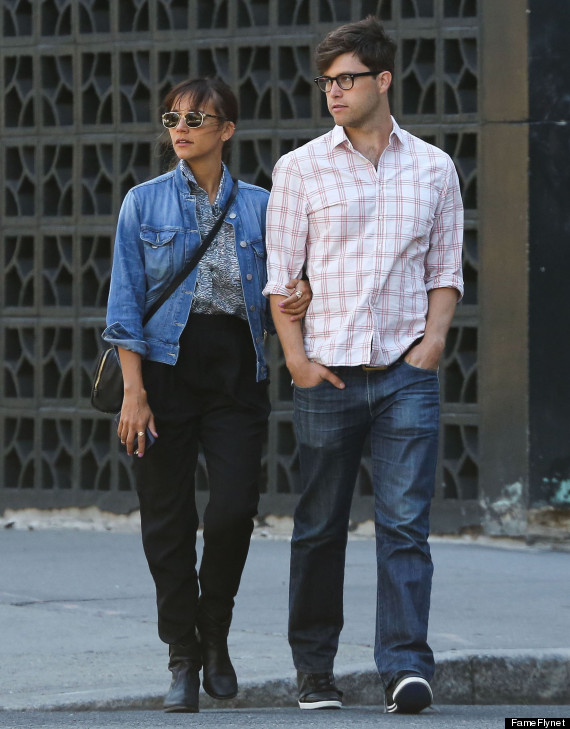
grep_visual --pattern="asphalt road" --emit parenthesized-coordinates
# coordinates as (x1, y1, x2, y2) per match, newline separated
(1, 530, 570, 711)
(1, 707, 569, 729)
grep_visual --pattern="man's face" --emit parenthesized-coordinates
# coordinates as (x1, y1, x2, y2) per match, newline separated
(323, 52, 385, 129)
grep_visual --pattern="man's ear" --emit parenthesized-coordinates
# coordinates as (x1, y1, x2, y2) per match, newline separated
(378, 71, 392, 94)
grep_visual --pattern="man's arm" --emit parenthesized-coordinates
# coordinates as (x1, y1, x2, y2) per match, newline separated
(269, 295, 344, 389)
(405, 287, 458, 370)
(424, 155, 464, 298)
(265, 154, 344, 389)
(408, 154, 463, 369)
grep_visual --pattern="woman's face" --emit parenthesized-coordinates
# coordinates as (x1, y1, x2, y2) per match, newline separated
(167, 94, 235, 166)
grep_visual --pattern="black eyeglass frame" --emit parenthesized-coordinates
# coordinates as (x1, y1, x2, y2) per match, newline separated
(161, 110, 227, 129)
(313, 71, 381, 93)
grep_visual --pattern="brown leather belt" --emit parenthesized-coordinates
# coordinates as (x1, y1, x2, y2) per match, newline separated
(361, 364, 390, 371)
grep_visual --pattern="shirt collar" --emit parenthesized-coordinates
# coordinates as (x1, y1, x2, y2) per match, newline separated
(180, 159, 196, 185)
(180, 160, 228, 207)
(330, 115, 405, 151)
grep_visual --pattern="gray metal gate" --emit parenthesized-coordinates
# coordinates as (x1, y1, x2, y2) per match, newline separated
(1, 0, 480, 530)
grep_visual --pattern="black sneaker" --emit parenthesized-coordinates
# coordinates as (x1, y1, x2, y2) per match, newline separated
(297, 671, 343, 710)
(385, 673, 433, 714)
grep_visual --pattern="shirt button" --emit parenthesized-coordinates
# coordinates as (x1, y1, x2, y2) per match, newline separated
(240, 240, 247, 247)
(229, 212, 237, 219)
(246, 273, 253, 281)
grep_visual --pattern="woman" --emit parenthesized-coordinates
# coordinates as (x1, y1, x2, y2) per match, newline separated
(103, 77, 311, 713)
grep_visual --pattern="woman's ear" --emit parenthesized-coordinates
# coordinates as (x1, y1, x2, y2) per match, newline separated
(221, 121, 236, 143)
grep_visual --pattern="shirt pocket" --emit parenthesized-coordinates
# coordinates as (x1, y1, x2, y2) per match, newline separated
(309, 197, 369, 248)
(139, 226, 177, 283)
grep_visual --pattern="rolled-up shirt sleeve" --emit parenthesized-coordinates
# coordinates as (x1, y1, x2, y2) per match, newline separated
(425, 155, 464, 300)
(102, 189, 149, 356)
(263, 154, 309, 298)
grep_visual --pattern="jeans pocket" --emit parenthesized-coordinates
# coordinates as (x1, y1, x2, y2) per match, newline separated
(401, 359, 439, 374)
(292, 379, 330, 391)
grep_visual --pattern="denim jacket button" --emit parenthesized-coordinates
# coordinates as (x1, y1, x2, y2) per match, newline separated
(249, 305, 255, 311)
(240, 240, 247, 247)
(246, 273, 253, 281)
(229, 212, 237, 219)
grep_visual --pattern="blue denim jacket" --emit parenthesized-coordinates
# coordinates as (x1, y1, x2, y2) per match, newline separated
(103, 162, 272, 381)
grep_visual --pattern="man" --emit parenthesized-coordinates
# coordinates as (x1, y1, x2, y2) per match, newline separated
(263, 16, 463, 715)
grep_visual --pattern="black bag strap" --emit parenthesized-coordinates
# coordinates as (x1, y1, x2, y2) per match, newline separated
(142, 177, 239, 327)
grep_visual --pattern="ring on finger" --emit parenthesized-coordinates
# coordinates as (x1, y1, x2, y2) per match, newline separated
(295, 289, 302, 299)
(137, 431, 145, 437)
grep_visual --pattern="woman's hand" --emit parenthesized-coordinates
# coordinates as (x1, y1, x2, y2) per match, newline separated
(279, 278, 313, 322)
(116, 348, 158, 457)
(116, 390, 157, 458)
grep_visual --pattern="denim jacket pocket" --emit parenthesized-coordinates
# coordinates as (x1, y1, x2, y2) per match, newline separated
(140, 226, 177, 283)
(250, 238, 268, 288)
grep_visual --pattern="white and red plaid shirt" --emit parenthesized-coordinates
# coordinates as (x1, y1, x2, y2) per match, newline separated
(264, 118, 464, 367)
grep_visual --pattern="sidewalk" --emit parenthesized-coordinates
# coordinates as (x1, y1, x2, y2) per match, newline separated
(0, 520, 569, 711)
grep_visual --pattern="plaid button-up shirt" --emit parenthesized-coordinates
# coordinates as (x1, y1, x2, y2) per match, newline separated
(264, 118, 464, 367)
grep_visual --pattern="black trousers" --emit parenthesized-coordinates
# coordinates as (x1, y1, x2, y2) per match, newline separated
(134, 314, 270, 645)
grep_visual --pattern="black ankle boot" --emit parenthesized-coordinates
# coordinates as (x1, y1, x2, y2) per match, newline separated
(163, 642, 201, 713)
(196, 612, 238, 700)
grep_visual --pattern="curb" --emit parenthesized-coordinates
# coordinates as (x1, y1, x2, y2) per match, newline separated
(431, 649, 570, 705)
(2, 650, 568, 712)
(208, 649, 570, 708)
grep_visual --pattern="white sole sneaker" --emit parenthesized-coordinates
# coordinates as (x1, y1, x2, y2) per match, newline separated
(299, 698, 342, 710)
(386, 676, 433, 713)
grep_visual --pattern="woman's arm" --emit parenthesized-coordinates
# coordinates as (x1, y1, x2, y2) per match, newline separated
(116, 347, 157, 457)
(104, 190, 149, 355)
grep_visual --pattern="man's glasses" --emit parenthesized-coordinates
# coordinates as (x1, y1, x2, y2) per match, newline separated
(313, 71, 380, 93)
(161, 110, 226, 129)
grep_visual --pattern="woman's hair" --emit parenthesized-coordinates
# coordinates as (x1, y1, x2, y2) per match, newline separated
(314, 15, 397, 78)
(162, 77, 238, 125)
(160, 77, 238, 167)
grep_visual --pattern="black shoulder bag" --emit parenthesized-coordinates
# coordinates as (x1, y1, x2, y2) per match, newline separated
(91, 178, 239, 414)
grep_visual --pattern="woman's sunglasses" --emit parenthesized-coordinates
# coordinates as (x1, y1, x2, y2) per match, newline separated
(161, 110, 226, 129)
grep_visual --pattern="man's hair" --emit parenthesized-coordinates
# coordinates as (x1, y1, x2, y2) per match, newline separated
(314, 15, 397, 77)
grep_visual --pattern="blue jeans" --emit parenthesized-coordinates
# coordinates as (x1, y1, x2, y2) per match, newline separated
(289, 361, 439, 687)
